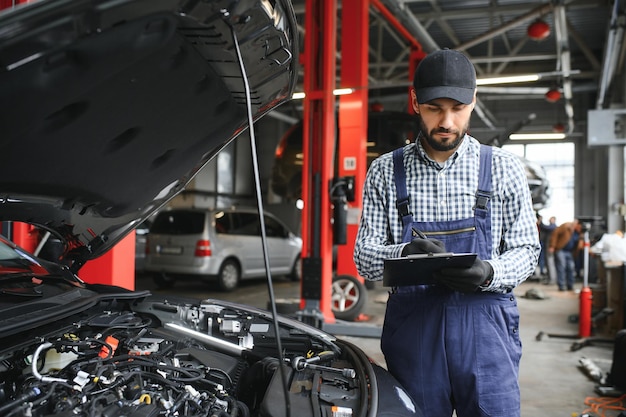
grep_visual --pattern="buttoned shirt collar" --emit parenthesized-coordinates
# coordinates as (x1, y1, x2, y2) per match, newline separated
(414, 133, 470, 169)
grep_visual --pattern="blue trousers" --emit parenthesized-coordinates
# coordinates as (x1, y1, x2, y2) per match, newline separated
(555, 249, 576, 289)
(381, 287, 522, 417)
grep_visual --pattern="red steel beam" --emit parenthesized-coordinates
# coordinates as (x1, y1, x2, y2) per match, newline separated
(369, 0, 426, 112)
(370, 0, 425, 54)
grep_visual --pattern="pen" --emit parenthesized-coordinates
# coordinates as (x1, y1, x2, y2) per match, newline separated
(411, 227, 427, 239)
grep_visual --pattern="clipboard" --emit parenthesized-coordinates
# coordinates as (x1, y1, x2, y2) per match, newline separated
(383, 252, 477, 286)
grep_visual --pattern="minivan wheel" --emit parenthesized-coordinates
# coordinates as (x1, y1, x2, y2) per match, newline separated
(153, 272, 175, 289)
(287, 256, 301, 281)
(331, 275, 367, 321)
(217, 260, 240, 292)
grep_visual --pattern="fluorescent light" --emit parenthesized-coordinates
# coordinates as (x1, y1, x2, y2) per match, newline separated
(476, 70, 582, 86)
(333, 88, 354, 96)
(291, 88, 355, 100)
(509, 133, 566, 140)
(477, 74, 540, 85)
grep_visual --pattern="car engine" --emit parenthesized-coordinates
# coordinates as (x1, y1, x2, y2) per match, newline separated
(0, 297, 368, 417)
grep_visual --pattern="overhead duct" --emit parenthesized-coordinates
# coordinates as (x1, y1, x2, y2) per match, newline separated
(597, 1, 625, 109)
(553, 2, 575, 134)
(376, 0, 439, 53)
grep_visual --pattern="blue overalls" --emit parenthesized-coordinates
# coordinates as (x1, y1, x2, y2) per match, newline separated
(381, 145, 522, 417)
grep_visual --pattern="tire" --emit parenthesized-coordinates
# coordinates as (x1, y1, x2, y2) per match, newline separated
(153, 272, 175, 289)
(287, 255, 301, 281)
(217, 259, 240, 292)
(331, 275, 367, 321)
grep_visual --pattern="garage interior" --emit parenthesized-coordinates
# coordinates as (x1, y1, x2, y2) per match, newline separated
(3, 0, 626, 416)
(142, 1, 626, 415)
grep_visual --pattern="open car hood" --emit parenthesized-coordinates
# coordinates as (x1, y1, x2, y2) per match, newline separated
(0, 0, 297, 265)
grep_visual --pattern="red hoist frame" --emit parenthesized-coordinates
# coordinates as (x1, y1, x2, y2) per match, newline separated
(299, 0, 425, 330)
(299, 0, 338, 325)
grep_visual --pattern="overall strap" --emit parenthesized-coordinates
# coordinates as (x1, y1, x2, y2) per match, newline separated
(392, 148, 414, 229)
(394, 145, 493, 216)
(475, 144, 493, 211)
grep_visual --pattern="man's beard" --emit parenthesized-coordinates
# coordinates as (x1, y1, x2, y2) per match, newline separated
(419, 118, 467, 152)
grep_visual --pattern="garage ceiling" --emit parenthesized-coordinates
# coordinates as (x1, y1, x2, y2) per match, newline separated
(281, 0, 623, 146)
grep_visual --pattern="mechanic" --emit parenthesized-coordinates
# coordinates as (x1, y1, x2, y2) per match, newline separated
(353, 48, 540, 417)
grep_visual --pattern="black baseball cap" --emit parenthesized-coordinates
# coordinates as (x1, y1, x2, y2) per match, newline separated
(413, 49, 476, 104)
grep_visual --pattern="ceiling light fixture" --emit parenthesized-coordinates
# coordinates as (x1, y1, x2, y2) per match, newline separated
(476, 74, 540, 85)
(509, 133, 566, 140)
(476, 70, 580, 86)
(291, 88, 355, 100)
(333, 88, 355, 96)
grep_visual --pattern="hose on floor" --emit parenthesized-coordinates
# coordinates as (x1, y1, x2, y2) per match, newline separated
(580, 393, 626, 417)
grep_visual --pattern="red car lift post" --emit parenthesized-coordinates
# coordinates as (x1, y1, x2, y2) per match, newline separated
(7, 222, 39, 253)
(335, 1, 369, 280)
(299, 0, 377, 333)
(299, 0, 338, 326)
(324, 0, 382, 336)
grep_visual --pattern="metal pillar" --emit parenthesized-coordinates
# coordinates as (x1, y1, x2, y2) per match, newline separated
(607, 145, 625, 233)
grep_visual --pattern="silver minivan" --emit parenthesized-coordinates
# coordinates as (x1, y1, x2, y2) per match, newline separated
(144, 207, 302, 291)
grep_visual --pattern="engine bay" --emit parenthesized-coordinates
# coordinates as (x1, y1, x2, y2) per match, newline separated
(0, 297, 368, 417)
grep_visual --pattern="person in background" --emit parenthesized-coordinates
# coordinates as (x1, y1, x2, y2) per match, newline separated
(353, 48, 540, 417)
(540, 215, 557, 284)
(549, 219, 583, 291)
(537, 215, 547, 276)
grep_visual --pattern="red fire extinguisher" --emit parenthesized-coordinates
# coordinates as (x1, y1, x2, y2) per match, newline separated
(578, 224, 592, 338)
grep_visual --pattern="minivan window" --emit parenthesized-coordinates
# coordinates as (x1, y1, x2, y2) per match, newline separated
(215, 212, 289, 238)
(264, 216, 287, 238)
(151, 211, 205, 235)
(229, 213, 259, 236)
(214, 212, 230, 234)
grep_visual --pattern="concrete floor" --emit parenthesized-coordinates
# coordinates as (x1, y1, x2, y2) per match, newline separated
(135, 273, 624, 417)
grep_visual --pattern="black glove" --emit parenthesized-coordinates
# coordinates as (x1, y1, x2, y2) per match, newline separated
(436, 257, 493, 292)
(401, 238, 446, 256)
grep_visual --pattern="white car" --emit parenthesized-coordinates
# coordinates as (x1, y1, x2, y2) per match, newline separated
(145, 207, 302, 291)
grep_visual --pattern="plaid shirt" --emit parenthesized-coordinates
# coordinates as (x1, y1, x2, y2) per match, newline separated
(353, 135, 540, 293)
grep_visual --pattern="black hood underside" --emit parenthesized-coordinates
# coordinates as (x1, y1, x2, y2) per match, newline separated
(0, 0, 297, 263)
